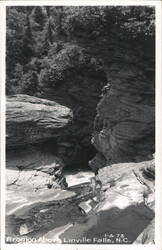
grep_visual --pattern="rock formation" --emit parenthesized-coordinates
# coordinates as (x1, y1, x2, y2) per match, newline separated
(6, 94, 73, 147)
(87, 32, 155, 243)
(59, 159, 155, 244)
(90, 40, 155, 170)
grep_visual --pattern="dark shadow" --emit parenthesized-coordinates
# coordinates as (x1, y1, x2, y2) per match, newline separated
(84, 203, 154, 244)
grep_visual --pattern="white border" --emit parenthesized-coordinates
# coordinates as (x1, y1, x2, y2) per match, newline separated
(0, 2, 6, 250)
(0, 0, 161, 6)
(0, 1, 162, 250)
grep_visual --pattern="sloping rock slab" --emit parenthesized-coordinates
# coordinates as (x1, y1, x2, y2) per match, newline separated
(6, 95, 73, 147)
(5, 188, 77, 238)
(5, 167, 97, 242)
(59, 160, 155, 244)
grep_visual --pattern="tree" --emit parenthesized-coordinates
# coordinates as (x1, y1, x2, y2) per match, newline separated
(45, 6, 50, 18)
(41, 19, 53, 56)
(21, 14, 34, 64)
(33, 6, 46, 28)
(20, 70, 38, 95)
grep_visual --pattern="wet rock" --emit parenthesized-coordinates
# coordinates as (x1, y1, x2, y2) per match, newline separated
(6, 95, 73, 147)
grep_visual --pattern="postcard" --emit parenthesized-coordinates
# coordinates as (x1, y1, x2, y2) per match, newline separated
(0, 1, 162, 250)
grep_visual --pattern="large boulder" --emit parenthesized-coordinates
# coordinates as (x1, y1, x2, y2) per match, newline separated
(6, 95, 73, 147)
(97, 159, 155, 208)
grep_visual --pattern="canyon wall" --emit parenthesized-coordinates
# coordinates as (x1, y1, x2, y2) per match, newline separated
(90, 39, 155, 170)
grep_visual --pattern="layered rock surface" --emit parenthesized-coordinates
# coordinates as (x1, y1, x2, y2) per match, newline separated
(6, 169, 97, 241)
(58, 159, 155, 244)
(6, 158, 155, 244)
(6, 95, 73, 147)
(90, 41, 155, 170)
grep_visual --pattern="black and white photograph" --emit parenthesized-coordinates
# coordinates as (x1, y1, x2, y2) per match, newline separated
(0, 0, 162, 249)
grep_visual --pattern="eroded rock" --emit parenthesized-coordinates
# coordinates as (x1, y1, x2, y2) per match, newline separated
(58, 159, 155, 244)
(6, 95, 73, 147)
(5, 166, 98, 241)
(90, 41, 154, 170)
(97, 160, 155, 209)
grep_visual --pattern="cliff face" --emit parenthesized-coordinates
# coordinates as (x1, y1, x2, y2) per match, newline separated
(87, 35, 155, 244)
(90, 39, 155, 171)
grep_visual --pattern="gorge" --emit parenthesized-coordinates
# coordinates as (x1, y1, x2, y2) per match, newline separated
(5, 6, 155, 244)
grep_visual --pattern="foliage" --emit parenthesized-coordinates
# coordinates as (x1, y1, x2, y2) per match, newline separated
(21, 15, 34, 64)
(39, 45, 88, 88)
(6, 6, 155, 95)
(20, 70, 38, 95)
(6, 8, 26, 73)
(33, 6, 47, 27)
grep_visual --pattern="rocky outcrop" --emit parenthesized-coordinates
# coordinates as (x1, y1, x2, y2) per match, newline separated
(6, 169, 97, 240)
(97, 159, 155, 209)
(90, 40, 155, 170)
(6, 157, 155, 244)
(6, 95, 73, 147)
(59, 159, 155, 244)
(85, 14, 155, 244)
(6, 146, 66, 186)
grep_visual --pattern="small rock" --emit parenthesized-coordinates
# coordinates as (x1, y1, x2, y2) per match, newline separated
(19, 223, 33, 235)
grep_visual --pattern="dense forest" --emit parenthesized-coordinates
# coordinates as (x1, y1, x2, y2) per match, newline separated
(6, 6, 155, 96)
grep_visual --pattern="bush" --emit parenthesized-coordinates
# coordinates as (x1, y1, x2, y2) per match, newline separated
(20, 70, 38, 95)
